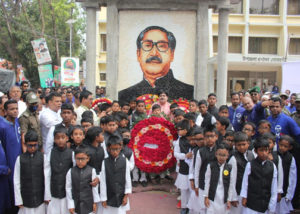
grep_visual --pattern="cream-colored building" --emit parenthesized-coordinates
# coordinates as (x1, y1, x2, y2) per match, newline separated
(96, 0, 300, 97)
(96, 7, 107, 87)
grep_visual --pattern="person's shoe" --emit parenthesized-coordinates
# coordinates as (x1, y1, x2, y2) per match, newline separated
(180, 208, 188, 214)
(165, 175, 174, 181)
(132, 181, 138, 187)
(176, 201, 181, 209)
(141, 181, 148, 187)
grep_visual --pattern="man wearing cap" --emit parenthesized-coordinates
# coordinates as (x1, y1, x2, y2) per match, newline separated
(19, 92, 42, 152)
(291, 94, 300, 127)
(248, 86, 260, 104)
(279, 93, 291, 116)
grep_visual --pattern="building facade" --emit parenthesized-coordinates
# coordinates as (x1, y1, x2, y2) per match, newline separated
(96, 0, 300, 98)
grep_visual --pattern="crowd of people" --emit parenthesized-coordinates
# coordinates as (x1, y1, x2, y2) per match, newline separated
(0, 81, 300, 214)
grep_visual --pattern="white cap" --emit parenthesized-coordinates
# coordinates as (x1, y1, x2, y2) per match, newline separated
(0, 92, 4, 97)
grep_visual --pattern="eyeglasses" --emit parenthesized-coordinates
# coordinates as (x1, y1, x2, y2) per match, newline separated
(242, 128, 253, 132)
(109, 148, 121, 152)
(141, 41, 169, 52)
(216, 153, 228, 158)
(27, 144, 38, 148)
(75, 157, 88, 162)
(205, 135, 216, 139)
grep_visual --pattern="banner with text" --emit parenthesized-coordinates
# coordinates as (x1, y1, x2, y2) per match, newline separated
(61, 57, 80, 86)
(38, 64, 54, 88)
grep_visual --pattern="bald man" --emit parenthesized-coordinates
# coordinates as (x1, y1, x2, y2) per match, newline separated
(239, 97, 270, 130)
(9, 86, 26, 117)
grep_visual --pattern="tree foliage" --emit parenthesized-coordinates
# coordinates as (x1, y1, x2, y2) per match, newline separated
(0, 0, 86, 87)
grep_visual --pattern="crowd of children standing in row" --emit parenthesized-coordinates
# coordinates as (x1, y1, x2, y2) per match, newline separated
(1, 85, 300, 214)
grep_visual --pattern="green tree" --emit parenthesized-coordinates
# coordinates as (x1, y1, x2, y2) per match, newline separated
(0, 0, 86, 87)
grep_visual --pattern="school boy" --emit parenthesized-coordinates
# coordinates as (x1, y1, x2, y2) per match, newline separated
(194, 125, 218, 214)
(66, 145, 100, 214)
(187, 127, 205, 214)
(224, 130, 235, 158)
(242, 122, 256, 150)
(262, 132, 284, 201)
(198, 100, 216, 129)
(119, 128, 135, 172)
(130, 100, 147, 128)
(102, 115, 121, 145)
(276, 135, 297, 214)
(174, 120, 192, 214)
(14, 130, 51, 214)
(228, 132, 255, 214)
(47, 127, 74, 214)
(216, 116, 230, 145)
(100, 135, 132, 214)
(204, 143, 235, 214)
(240, 139, 278, 214)
(45, 103, 74, 154)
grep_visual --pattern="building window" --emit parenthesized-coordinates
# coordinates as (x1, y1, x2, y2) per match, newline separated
(212, 1, 243, 14)
(288, 0, 300, 15)
(100, 34, 107, 52)
(213, 36, 242, 53)
(248, 37, 278, 54)
(100, 73, 106, 81)
(289, 38, 300, 55)
(250, 0, 279, 15)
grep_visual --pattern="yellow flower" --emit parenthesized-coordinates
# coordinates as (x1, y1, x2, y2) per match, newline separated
(223, 170, 229, 176)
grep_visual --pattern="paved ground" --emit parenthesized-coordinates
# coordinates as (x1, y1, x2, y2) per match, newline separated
(128, 191, 179, 214)
(128, 178, 180, 214)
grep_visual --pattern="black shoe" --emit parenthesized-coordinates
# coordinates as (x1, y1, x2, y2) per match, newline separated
(132, 181, 138, 187)
(165, 175, 174, 181)
(141, 181, 148, 187)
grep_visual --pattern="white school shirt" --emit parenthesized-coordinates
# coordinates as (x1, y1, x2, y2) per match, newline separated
(75, 105, 99, 126)
(285, 157, 297, 201)
(195, 114, 203, 127)
(204, 163, 235, 212)
(99, 158, 132, 202)
(101, 141, 108, 158)
(65, 167, 100, 210)
(227, 151, 253, 201)
(194, 146, 215, 189)
(240, 161, 278, 213)
(40, 107, 62, 153)
(14, 154, 51, 206)
(276, 156, 284, 194)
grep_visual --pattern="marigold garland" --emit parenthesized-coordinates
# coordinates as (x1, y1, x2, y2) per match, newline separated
(129, 117, 177, 173)
(172, 98, 190, 113)
(136, 94, 158, 114)
(92, 98, 112, 109)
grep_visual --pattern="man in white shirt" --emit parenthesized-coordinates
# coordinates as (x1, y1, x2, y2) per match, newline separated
(9, 86, 26, 117)
(75, 90, 98, 125)
(40, 92, 62, 153)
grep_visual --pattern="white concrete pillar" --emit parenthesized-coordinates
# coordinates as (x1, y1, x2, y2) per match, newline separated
(195, 1, 209, 100)
(216, 7, 230, 105)
(106, 0, 119, 100)
(208, 63, 215, 93)
(86, 7, 98, 94)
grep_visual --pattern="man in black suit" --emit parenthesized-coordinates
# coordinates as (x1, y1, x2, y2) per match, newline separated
(118, 26, 194, 102)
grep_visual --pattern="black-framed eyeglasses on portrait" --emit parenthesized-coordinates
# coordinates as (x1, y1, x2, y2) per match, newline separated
(141, 41, 170, 52)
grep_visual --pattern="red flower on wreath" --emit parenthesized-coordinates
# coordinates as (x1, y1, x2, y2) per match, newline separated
(128, 117, 178, 173)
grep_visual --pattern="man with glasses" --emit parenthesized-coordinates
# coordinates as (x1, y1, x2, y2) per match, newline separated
(118, 26, 194, 102)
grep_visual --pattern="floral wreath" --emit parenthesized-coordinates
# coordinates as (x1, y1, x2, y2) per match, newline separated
(172, 98, 190, 113)
(129, 117, 177, 173)
(91, 98, 112, 109)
